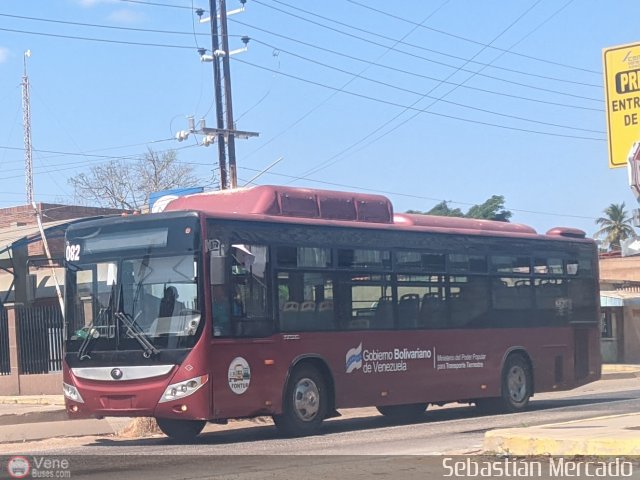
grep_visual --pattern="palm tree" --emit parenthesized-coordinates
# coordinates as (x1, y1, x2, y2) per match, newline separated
(595, 203, 637, 251)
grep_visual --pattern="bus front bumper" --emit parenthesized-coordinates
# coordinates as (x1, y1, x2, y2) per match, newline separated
(63, 364, 210, 421)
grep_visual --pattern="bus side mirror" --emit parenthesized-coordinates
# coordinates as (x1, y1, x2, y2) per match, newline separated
(210, 254, 226, 286)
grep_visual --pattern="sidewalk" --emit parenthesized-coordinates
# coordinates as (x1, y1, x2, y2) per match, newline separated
(0, 396, 129, 443)
(483, 363, 640, 455)
(484, 413, 640, 455)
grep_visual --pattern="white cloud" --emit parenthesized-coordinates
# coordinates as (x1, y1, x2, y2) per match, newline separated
(107, 8, 146, 24)
(0, 47, 9, 64)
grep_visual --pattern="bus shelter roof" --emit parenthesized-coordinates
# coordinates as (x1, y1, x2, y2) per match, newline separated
(0, 218, 79, 261)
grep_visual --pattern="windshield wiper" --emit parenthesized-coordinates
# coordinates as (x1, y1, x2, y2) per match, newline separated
(115, 311, 159, 358)
(77, 306, 111, 361)
(77, 324, 99, 360)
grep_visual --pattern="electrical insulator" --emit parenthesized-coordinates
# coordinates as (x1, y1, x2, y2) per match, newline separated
(175, 131, 190, 142)
(202, 135, 216, 147)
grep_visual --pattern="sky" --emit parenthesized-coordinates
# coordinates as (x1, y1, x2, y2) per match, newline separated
(0, 0, 638, 239)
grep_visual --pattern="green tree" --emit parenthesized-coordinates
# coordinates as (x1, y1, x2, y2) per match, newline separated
(407, 195, 512, 222)
(595, 202, 637, 251)
(407, 201, 464, 217)
(466, 195, 512, 222)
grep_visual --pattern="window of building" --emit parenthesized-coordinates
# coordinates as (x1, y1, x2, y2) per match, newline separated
(601, 310, 613, 338)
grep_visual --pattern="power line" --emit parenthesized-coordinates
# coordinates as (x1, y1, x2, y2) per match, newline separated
(254, 0, 602, 90)
(0, 143, 166, 164)
(346, 0, 602, 76)
(292, 0, 589, 182)
(0, 12, 243, 38)
(251, 40, 603, 134)
(233, 57, 605, 142)
(0, 11, 601, 102)
(0, 143, 199, 179)
(115, 0, 198, 9)
(0, 26, 194, 49)
(238, 1, 453, 165)
(233, 20, 602, 113)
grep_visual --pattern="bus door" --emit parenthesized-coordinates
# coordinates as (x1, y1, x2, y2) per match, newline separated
(209, 243, 280, 419)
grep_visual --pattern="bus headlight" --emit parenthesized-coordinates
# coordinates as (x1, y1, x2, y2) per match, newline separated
(63, 382, 85, 403)
(159, 375, 208, 403)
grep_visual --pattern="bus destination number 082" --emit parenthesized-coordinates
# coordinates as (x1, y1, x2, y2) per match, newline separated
(65, 244, 81, 262)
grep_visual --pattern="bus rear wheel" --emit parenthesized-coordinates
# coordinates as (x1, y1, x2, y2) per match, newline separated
(377, 403, 428, 421)
(156, 418, 206, 442)
(273, 365, 328, 437)
(476, 354, 532, 413)
(501, 354, 531, 411)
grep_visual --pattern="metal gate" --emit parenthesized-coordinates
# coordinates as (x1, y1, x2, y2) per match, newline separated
(0, 308, 9, 375)
(16, 304, 64, 374)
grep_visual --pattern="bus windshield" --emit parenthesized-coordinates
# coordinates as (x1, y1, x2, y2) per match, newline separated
(66, 253, 201, 355)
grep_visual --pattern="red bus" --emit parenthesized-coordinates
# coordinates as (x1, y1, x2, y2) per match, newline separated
(62, 185, 601, 440)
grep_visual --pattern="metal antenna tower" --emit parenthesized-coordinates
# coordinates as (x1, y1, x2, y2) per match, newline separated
(21, 50, 33, 205)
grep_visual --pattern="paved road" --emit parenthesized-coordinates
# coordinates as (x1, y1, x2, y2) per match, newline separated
(1, 379, 639, 478)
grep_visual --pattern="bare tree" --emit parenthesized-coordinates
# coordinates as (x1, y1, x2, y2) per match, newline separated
(68, 148, 198, 210)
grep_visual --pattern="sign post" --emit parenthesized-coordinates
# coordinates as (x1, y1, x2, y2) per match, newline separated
(603, 42, 640, 168)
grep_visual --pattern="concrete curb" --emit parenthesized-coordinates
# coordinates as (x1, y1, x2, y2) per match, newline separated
(601, 371, 640, 380)
(0, 396, 65, 406)
(0, 419, 116, 444)
(601, 365, 640, 379)
(484, 413, 640, 456)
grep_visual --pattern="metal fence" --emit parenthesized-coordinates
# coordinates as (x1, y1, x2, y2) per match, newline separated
(16, 304, 64, 374)
(0, 308, 10, 375)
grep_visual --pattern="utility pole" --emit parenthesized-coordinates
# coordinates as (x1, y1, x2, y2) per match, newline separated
(21, 50, 33, 204)
(185, 1, 258, 190)
(219, 0, 238, 188)
(206, 0, 228, 189)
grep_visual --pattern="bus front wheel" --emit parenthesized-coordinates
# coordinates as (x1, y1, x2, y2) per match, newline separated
(156, 418, 206, 442)
(273, 365, 328, 437)
(376, 403, 427, 421)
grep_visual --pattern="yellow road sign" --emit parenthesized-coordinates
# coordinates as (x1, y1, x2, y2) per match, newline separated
(603, 42, 640, 168)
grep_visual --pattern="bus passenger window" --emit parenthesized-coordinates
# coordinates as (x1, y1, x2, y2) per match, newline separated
(277, 272, 335, 332)
(230, 245, 271, 337)
(450, 276, 490, 328)
(339, 274, 393, 330)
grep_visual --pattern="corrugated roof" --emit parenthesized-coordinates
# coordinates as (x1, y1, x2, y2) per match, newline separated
(600, 290, 640, 306)
(0, 218, 79, 259)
